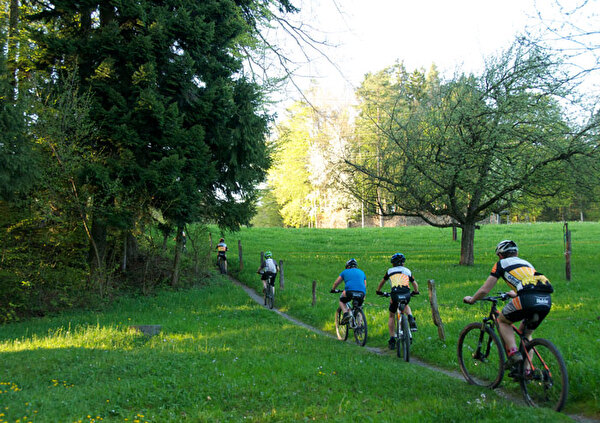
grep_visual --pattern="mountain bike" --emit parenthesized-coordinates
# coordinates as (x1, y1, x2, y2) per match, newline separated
(331, 289, 368, 346)
(217, 254, 227, 275)
(458, 293, 568, 412)
(263, 273, 275, 309)
(378, 290, 419, 362)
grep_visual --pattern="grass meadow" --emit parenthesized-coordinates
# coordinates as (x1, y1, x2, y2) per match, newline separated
(222, 222, 600, 417)
(0, 222, 597, 422)
(0, 276, 572, 423)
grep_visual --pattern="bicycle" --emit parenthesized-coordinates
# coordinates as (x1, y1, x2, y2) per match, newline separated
(261, 273, 275, 309)
(378, 290, 419, 362)
(217, 255, 227, 275)
(331, 289, 368, 346)
(458, 292, 568, 412)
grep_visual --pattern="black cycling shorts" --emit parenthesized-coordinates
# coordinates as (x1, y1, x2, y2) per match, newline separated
(389, 286, 411, 313)
(502, 292, 552, 330)
(340, 290, 365, 307)
(261, 271, 276, 285)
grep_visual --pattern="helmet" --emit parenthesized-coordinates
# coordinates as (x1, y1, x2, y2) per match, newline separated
(264, 251, 272, 258)
(391, 253, 406, 266)
(495, 240, 518, 256)
(219, 238, 224, 242)
(345, 258, 358, 269)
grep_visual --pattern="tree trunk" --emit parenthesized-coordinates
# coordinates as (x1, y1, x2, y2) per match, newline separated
(8, 0, 19, 96)
(171, 226, 184, 287)
(89, 215, 107, 270)
(460, 223, 476, 266)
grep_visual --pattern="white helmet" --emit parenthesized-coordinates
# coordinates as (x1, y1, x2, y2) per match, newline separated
(495, 240, 518, 255)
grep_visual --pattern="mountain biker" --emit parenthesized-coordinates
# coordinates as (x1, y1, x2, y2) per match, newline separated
(216, 238, 227, 268)
(257, 251, 279, 294)
(463, 239, 553, 370)
(330, 258, 367, 324)
(376, 253, 420, 350)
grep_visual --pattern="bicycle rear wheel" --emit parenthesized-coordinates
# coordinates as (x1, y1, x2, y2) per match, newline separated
(267, 284, 274, 309)
(521, 338, 568, 412)
(395, 314, 402, 358)
(335, 307, 348, 341)
(400, 314, 410, 362)
(353, 308, 367, 346)
(457, 322, 504, 388)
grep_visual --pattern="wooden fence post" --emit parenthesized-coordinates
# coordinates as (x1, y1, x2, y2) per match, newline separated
(279, 260, 284, 290)
(427, 279, 446, 341)
(312, 280, 317, 306)
(260, 251, 264, 267)
(238, 240, 243, 271)
(564, 223, 572, 281)
(209, 232, 213, 250)
(452, 225, 457, 241)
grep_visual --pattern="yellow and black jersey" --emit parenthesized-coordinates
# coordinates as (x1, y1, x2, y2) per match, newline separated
(383, 266, 414, 289)
(491, 257, 553, 293)
(217, 242, 227, 255)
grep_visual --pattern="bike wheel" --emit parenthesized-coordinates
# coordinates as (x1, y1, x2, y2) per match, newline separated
(521, 338, 568, 412)
(218, 258, 225, 274)
(353, 308, 367, 346)
(335, 307, 348, 341)
(395, 314, 402, 358)
(457, 322, 504, 388)
(400, 314, 410, 362)
(267, 285, 274, 309)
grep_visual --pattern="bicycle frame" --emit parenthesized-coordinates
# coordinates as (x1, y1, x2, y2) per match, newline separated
(480, 297, 551, 381)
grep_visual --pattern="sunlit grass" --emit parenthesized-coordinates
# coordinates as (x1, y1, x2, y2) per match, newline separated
(219, 222, 600, 416)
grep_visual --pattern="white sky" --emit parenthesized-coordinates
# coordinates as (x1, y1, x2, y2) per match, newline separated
(269, 0, 599, 110)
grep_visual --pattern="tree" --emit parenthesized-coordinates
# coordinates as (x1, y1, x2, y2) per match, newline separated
(27, 0, 298, 283)
(346, 41, 599, 265)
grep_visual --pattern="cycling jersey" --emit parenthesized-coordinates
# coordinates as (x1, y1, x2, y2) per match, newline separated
(339, 268, 366, 293)
(263, 258, 277, 274)
(217, 242, 227, 258)
(382, 266, 414, 291)
(490, 257, 553, 293)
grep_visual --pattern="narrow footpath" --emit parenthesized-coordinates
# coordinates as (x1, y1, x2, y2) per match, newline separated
(228, 275, 597, 423)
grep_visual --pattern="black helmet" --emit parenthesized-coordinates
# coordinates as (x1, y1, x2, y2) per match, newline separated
(391, 253, 405, 266)
(495, 240, 518, 255)
(219, 238, 224, 242)
(345, 258, 358, 269)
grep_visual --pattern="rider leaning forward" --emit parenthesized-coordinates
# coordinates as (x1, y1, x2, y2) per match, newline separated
(331, 258, 366, 324)
(376, 253, 420, 350)
(463, 240, 553, 369)
(258, 250, 279, 293)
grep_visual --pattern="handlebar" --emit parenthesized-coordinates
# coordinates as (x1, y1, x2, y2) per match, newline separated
(377, 291, 419, 298)
(466, 292, 511, 304)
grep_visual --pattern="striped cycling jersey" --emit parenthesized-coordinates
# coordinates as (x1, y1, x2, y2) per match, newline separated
(382, 266, 414, 289)
(490, 257, 553, 293)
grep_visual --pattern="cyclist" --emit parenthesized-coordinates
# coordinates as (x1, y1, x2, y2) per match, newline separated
(257, 251, 278, 294)
(330, 258, 367, 324)
(216, 237, 228, 269)
(463, 240, 553, 369)
(376, 253, 420, 350)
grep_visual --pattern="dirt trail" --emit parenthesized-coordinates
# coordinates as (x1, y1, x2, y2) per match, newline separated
(229, 275, 597, 423)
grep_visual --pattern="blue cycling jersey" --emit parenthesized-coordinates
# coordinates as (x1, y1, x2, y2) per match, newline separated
(339, 268, 366, 293)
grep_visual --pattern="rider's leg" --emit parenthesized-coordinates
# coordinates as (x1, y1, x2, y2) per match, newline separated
(498, 314, 521, 365)
(404, 305, 417, 330)
(388, 311, 395, 337)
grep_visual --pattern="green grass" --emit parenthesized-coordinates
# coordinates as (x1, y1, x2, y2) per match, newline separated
(219, 222, 600, 417)
(0, 277, 572, 422)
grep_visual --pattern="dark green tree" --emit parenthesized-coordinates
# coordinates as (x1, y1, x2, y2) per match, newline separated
(27, 0, 297, 282)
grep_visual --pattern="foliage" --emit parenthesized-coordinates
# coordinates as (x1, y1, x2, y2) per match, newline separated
(346, 40, 600, 264)
(0, 275, 571, 422)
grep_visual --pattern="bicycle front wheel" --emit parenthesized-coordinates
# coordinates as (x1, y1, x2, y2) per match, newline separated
(335, 307, 348, 341)
(353, 308, 367, 346)
(457, 322, 504, 388)
(521, 338, 568, 412)
(400, 314, 410, 362)
(267, 285, 274, 309)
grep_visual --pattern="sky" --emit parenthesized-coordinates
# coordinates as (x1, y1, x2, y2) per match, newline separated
(268, 0, 599, 110)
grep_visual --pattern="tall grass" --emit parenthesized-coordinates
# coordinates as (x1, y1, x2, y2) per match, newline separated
(0, 277, 570, 422)
(218, 222, 600, 416)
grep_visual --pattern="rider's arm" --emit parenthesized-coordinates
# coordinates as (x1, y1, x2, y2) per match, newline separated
(463, 275, 498, 304)
(376, 278, 386, 292)
(411, 279, 419, 294)
(332, 275, 344, 290)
